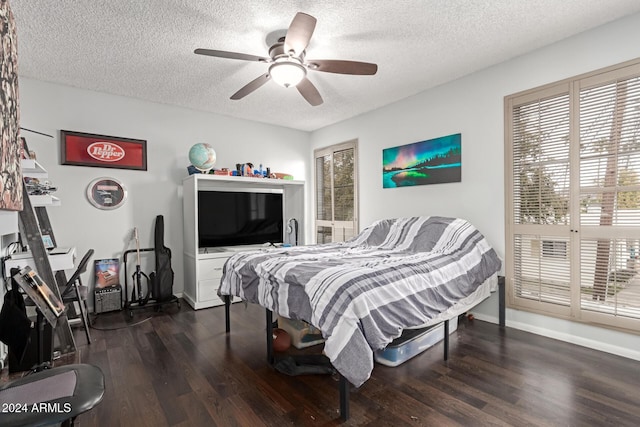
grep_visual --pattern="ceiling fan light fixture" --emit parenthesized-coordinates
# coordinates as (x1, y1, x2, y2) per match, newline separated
(194, 12, 377, 105)
(269, 61, 306, 88)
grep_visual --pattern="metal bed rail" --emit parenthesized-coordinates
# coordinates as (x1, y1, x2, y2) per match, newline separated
(223, 276, 506, 421)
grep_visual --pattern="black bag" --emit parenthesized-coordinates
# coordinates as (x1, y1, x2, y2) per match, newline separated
(151, 215, 174, 302)
(0, 272, 32, 363)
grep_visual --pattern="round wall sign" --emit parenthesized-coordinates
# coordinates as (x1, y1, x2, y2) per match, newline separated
(86, 178, 127, 210)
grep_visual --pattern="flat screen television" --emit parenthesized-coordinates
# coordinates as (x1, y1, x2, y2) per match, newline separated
(197, 189, 284, 248)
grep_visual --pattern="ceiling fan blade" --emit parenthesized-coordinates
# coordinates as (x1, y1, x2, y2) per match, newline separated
(194, 48, 270, 63)
(308, 60, 378, 75)
(284, 12, 317, 56)
(230, 73, 270, 100)
(297, 77, 323, 106)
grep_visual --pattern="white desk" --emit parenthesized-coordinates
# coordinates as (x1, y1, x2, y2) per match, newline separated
(4, 247, 76, 277)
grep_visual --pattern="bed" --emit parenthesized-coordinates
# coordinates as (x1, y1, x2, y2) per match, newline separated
(218, 216, 503, 418)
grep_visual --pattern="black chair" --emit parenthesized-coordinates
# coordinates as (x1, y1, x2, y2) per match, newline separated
(60, 249, 94, 344)
(0, 363, 105, 426)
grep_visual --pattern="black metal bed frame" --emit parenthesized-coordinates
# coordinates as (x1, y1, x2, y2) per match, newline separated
(223, 276, 506, 421)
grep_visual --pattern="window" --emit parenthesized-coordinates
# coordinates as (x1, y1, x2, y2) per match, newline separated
(529, 239, 568, 259)
(314, 140, 358, 243)
(506, 58, 640, 332)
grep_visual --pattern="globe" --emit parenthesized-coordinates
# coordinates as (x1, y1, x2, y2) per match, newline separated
(189, 143, 217, 172)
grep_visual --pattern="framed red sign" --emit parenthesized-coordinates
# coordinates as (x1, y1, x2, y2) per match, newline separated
(60, 130, 147, 171)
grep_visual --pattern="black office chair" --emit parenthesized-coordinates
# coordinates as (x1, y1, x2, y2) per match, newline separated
(60, 249, 94, 344)
(1, 268, 105, 425)
(0, 363, 105, 426)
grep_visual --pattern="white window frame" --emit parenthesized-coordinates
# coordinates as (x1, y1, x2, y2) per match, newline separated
(313, 140, 359, 244)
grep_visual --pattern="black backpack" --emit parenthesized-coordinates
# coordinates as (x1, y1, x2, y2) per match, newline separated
(0, 270, 32, 362)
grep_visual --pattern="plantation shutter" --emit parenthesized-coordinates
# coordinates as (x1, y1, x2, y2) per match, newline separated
(507, 85, 573, 316)
(506, 59, 640, 332)
(578, 68, 640, 329)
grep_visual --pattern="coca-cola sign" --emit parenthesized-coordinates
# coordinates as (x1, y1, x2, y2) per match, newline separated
(87, 142, 126, 162)
(61, 130, 147, 171)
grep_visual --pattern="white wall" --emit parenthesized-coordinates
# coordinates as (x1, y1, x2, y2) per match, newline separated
(18, 78, 310, 303)
(310, 13, 640, 360)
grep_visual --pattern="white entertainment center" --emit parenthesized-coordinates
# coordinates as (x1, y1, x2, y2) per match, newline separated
(182, 174, 305, 309)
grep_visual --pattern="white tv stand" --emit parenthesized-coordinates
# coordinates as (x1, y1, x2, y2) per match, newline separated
(182, 174, 305, 310)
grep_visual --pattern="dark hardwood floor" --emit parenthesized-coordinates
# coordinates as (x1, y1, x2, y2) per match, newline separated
(4, 301, 640, 426)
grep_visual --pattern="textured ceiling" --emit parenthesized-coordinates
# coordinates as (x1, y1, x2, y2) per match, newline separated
(11, 1, 640, 132)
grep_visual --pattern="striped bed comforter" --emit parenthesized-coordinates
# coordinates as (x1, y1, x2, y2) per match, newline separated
(218, 216, 502, 387)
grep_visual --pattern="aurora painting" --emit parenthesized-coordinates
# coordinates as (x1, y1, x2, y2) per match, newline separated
(383, 133, 461, 188)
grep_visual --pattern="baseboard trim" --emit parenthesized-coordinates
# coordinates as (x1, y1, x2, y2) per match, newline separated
(472, 312, 640, 362)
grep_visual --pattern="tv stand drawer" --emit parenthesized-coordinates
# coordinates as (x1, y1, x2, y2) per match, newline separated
(199, 257, 227, 278)
(198, 278, 222, 303)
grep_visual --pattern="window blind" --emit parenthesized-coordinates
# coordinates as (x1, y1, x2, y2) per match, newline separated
(506, 59, 640, 332)
(578, 73, 640, 328)
(512, 93, 570, 226)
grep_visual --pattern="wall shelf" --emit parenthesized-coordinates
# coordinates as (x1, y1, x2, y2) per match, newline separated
(22, 158, 60, 206)
(21, 158, 48, 178)
(0, 160, 53, 236)
(0, 210, 19, 235)
(29, 194, 61, 207)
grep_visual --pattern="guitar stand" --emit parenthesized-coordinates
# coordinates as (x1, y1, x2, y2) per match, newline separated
(123, 248, 180, 318)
